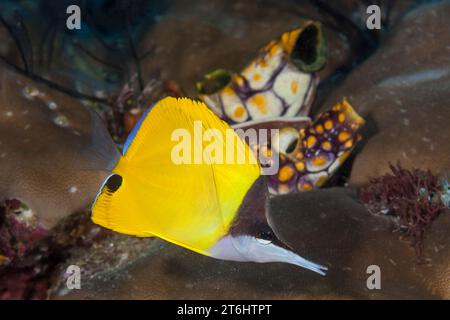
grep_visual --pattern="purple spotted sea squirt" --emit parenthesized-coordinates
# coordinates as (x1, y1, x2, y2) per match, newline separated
(196, 21, 364, 194)
(197, 21, 326, 124)
(265, 98, 364, 194)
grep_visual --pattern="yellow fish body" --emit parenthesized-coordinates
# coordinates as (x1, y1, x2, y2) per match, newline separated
(92, 97, 327, 275)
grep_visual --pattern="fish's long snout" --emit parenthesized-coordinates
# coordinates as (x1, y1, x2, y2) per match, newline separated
(248, 238, 328, 276)
(209, 235, 328, 275)
(281, 249, 328, 276)
(265, 221, 327, 275)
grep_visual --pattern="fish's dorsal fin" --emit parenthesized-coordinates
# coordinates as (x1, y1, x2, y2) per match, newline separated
(92, 97, 260, 254)
(122, 106, 152, 155)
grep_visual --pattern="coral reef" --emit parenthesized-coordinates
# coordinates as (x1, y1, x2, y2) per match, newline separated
(0, 0, 449, 300)
(57, 188, 450, 300)
(0, 204, 154, 299)
(319, 1, 450, 185)
(0, 63, 119, 229)
(0, 199, 48, 266)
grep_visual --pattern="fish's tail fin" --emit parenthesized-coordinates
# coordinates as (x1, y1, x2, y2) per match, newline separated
(83, 108, 121, 172)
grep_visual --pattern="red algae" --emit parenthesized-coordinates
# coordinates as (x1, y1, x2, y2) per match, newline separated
(360, 163, 448, 259)
(0, 199, 48, 263)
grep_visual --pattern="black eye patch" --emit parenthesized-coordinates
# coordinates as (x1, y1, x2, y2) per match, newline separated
(105, 174, 122, 193)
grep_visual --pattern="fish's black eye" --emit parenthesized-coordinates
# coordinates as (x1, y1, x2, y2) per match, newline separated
(256, 225, 274, 245)
(258, 228, 274, 242)
(105, 174, 122, 193)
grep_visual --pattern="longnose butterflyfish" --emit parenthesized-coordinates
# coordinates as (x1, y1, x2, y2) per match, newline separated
(91, 97, 327, 275)
(196, 21, 326, 124)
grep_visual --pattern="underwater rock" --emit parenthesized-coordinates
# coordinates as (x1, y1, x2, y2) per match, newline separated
(270, 188, 450, 299)
(0, 0, 164, 98)
(138, 0, 361, 97)
(54, 188, 449, 299)
(50, 227, 155, 298)
(0, 25, 23, 68)
(318, 1, 450, 186)
(0, 63, 119, 229)
(0, 199, 48, 267)
(313, 0, 415, 38)
(0, 210, 85, 299)
(0, 208, 154, 299)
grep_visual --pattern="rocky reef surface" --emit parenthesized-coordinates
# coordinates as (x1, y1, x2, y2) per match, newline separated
(0, 0, 449, 299)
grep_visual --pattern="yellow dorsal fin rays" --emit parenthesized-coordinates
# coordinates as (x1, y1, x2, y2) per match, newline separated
(92, 97, 261, 255)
